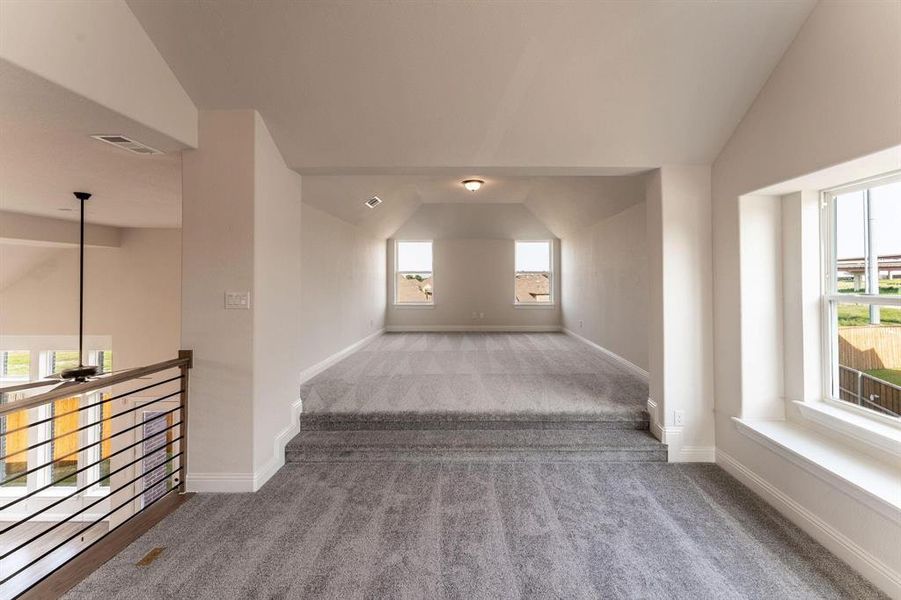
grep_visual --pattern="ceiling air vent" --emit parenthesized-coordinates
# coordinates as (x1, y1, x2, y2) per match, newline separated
(90, 134, 163, 155)
(365, 196, 383, 209)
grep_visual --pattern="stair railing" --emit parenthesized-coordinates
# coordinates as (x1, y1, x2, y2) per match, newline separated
(0, 350, 192, 599)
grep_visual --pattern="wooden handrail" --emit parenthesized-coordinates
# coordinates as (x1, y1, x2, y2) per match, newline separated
(0, 353, 192, 417)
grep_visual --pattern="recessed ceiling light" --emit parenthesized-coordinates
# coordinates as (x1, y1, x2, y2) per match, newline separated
(462, 179, 484, 192)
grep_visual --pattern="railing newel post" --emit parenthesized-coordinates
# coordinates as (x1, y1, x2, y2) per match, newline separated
(177, 350, 192, 494)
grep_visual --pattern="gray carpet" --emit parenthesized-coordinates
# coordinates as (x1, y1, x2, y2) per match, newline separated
(299, 333, 649, 423)
(63, 462, 885, 600)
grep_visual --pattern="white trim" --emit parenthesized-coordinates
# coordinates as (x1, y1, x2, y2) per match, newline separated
(563, 328, 649, 379)
(733, 417, 901, 523)
(187, 472, 255, 493)
(716, 448, 901, 599)
(513, 303, 557, 309)
(514, 239, 554, 305)
(385, 325, 562, 333)
(794, 400, 901, 460)
(251, 397, 304, 492)
(647, 398, 664, 441)
(299, 329, 384, 384)
(679, 446, 716, 462)
(0, 512, 108, 522)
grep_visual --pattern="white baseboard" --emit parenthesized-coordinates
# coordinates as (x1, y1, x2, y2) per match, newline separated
(190, 397, 304, 493)
(299, 328, 384, 383)
(716, 449, 901, 599)
(188, 472, 255, 493)
(563, 328, 649, 380)
(385, 325, 562, 333)
(252, 397, 304, 491)
(647, 397, 663, 440)
(679, 446, 716, 462)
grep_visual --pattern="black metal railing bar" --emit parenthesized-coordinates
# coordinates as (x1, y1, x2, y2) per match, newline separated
(0, 356, 190, 417)
(0, 405, 181, 488)
(0, 451, 183, 562)
(0, 427, 183, 525)
(0, 375, 182, 439)
(0, 388, 183, 463)
(1, 467, 182, 587)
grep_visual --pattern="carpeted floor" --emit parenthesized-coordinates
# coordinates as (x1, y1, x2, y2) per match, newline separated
(63, 462, 885, 600)
(299, 333, 649, 421)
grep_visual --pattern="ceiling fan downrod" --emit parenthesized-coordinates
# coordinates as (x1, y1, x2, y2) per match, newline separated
(60, 192, 100, 382)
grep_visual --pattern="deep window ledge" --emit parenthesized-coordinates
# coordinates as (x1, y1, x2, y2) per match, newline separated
(793, 400, 901, 461)
(392, 303, 435, 309)
(733, 416, 900, 523)
(513, 303, 557, 309)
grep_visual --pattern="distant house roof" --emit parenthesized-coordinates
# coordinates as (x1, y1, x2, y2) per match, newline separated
(515, 272, 550, 302)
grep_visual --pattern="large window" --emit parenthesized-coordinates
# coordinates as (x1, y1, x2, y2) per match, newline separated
(395, 241, 433, 304)
(1, 351, 30, 487)
(515, 241, 553, 305)
(824, 174, 901, 419)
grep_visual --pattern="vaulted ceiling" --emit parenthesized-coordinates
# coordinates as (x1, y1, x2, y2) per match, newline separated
(127, 0, 815, 171)
(301, 173, 648, 239)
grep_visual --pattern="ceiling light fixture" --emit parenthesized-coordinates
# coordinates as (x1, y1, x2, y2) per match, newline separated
(462, 179, 484, 192)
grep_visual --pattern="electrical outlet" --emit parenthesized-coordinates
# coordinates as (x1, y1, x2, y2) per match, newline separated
(471, 311, 477, 319)
(579, 319, 583, 329)
(674, 410, 685, 426)
(479, 312, 485, 319)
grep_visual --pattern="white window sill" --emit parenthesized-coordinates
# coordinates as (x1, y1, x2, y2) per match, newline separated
(733, 416, 901, 522)
(513, 303, 556, 309)
(392, 303, 435, 309)
(793, 400, 901, 460)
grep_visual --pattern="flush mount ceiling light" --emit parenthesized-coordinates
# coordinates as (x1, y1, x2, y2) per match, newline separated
(462, 179, 484, 192)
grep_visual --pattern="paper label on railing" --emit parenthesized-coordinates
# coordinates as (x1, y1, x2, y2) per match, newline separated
(141, 411, 169, 507)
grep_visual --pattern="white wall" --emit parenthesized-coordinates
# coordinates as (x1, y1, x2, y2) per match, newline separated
(299, 203, 385, 373)
(0, 228, 181, 371)
(738, 195, 784, 420)
(0, 0, 197, 148)
(181, 111, 256, 480)
(386, 238, 560, 331)
(711, 1, 901, 594)
(252, 113, 303, 478)
(646, 166, 715, 461)
(181, 110, 304, 491)
(387, 203, 560, 330)
(562, 201, 648, 370)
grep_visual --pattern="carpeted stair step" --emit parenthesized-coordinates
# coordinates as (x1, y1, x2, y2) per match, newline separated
(285, 428, 667, 463)
(299, 411, 650, 432)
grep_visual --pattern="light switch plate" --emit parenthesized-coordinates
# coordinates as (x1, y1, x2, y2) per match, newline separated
(224, 291, 251, 310)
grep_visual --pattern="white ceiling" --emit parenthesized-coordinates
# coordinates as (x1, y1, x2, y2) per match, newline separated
(301, 173, 647, 239)
(127, 0, 815, 171)
(0, 60, 183, 228)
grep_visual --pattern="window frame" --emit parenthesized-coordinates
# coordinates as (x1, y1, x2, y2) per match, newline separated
(394, 240, 435, 307)
(821, 171, 901, 425)
(514, 239, 555, 307)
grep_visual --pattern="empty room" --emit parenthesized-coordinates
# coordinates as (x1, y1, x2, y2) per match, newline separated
(0, 1, 898, 599)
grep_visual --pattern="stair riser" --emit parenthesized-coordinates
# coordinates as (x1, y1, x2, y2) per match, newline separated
(286, 449, 667, 463)
(300, 418, 650, 432)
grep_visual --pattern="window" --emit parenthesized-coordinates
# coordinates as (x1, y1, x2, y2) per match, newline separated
(1, 351, 30, 487)
(43, 351, 82, 486)
(515, 241, 553, 305)
(824, 174, 901, 420)
(395, 241, 433, 304)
